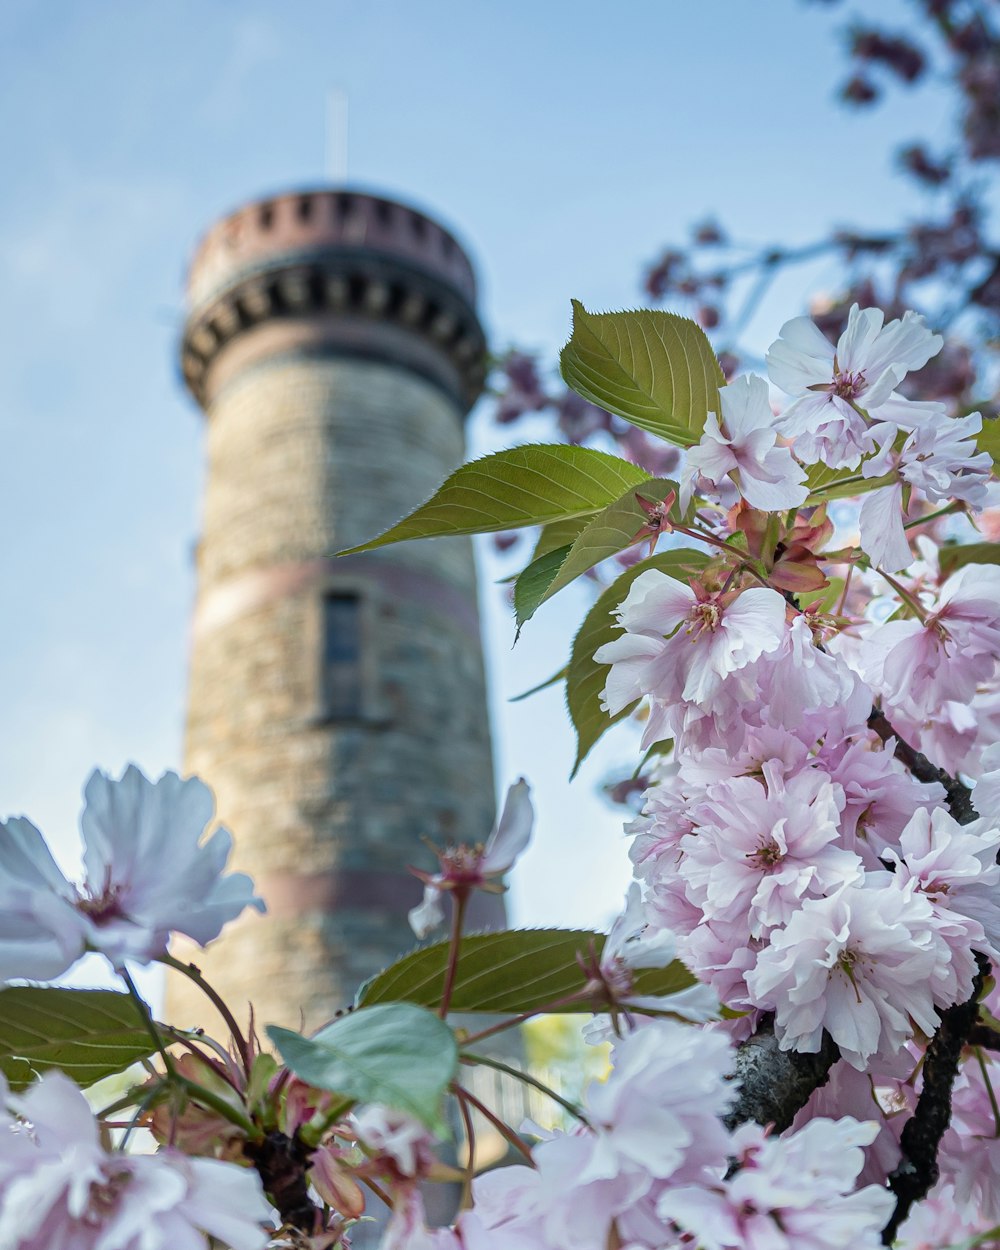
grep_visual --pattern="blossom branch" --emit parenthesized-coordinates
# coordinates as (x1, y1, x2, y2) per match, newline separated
(722, 1015, 840, 1134)
(881, 952, 992, 1245)
(867, 707, 979, 826)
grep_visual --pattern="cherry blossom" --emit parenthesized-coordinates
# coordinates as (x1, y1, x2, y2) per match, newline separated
(597, 574, 788, 720)
(682, 374, 808, 512)
(0, 765, 263, 981)
(408, 779, 533, 938)
(746, 879, 965, 1069)
(767, 304, 943, 467)
(659, 1118, 895, 1249)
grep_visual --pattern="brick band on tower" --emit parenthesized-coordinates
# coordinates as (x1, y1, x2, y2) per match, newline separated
(166, 188, 503, 1033)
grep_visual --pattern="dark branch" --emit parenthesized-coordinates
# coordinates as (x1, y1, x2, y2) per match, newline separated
(244, 1130, 319, 1234)
(881, 953, 991, 1245)
(867, 707, 979, 825)
(723, 1015, 839, 1133)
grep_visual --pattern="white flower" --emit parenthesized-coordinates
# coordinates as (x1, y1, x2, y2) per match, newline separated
(659, 1117, 895, 1250)
(0, 766, 264, 981)
(858, 481, 911, 573)
(898, 410, 994, 508)
(582, 1020, 734, 1184)
(767, 305, 942, 468)
(683, 375, 808, 512)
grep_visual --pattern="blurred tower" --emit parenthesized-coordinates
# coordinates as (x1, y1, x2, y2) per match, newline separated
(167, 188, 502, 1031)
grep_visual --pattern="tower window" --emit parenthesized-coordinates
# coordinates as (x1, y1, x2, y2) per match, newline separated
(321, 592, 362, 720)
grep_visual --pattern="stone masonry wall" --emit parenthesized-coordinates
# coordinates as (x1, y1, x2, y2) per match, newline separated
(165, 356, 499, 1032)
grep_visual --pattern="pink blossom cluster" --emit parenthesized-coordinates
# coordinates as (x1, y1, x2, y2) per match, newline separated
(587, 303, 1000, 1245)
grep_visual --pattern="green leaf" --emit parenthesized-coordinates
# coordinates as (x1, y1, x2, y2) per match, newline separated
(510, 666, 567, 702)
(977, 415, 1000, 469)
(514, 544, 574, 632)
(938, 541, 1000, 577)
(268, 1003, 457, 1135)
(543, 479, 679, 606)
(513, 480, 680, 632)
(560, 302, 723, 447)
(530, 516, 592, 562)
(805, 461, 895, 504)
(356, 929, 695, 1015)
(338, 445, 651, 555)
(0, 987, 158, 1091)
(567, 548, 708, 776)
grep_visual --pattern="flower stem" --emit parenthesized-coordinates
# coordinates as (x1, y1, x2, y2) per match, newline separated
(875, 567, 927, 623)
(159, 952, 253, 1074)
(452, 1083, 534, 1164)
(461, 1050, 590, 1127)
(903, 500, 962, 530)
(120, 966, 176, 1078)
(439, 892, 468, 1019)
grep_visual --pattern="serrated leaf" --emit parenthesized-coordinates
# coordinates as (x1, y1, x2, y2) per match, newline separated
(805, 461, 895, 504)
(356, 929, 695, 1014)
(543, 478, 679, 607)
(560, 302, 723, 447)
(567, 549, 708, 776)
(514, 544, 574, 632)
(268, 1004, 457, 1135)
(530, 516, 592, 562)
(513, 480, 679, 632)
(0, 987, 158, 1091)
(938, 541, 1000, 577)
(338, 445, 651, 555)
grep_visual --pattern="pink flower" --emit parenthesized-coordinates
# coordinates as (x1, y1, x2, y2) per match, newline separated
(659, 1117, 895, 1250)
(862, 563, 1000, 717)
(0, 1072, 271, 1250)
(767, 304, 942, 468)
(679, 765, 860, 938)
(408, 779, 533, 938)
(682, 375, 808, 512)
(597, 575, 788, 716)
(746, 879, 965, 1069)
(0, 766, 264, 980)
(353, 1105, 435, 1179)
(859, 481, 911, 572)
(886, 805, 1000, 961)
(582, 1020, 734, 1185)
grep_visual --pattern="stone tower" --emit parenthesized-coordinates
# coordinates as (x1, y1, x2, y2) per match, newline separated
(168, 188, 503, 1032)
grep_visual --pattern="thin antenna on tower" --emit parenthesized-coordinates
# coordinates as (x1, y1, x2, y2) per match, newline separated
(326, 88, 349, 185)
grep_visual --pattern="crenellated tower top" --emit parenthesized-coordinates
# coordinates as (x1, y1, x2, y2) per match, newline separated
(181, 188, 486, 413)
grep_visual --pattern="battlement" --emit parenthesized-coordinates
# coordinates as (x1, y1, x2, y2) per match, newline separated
(182, 188, 485, 413)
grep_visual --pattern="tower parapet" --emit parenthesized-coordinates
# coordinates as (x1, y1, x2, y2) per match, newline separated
(168, 189, 501, 1033)
(181, 189, 486, 414)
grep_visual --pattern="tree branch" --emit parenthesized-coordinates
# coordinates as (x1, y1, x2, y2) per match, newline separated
(867, 708, 978, 825)
(881, 953, 991, 1245)
(723, 1015, 839, 1133)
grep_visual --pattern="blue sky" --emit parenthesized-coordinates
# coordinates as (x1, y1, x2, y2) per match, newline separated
(0, 1, 952, 990)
